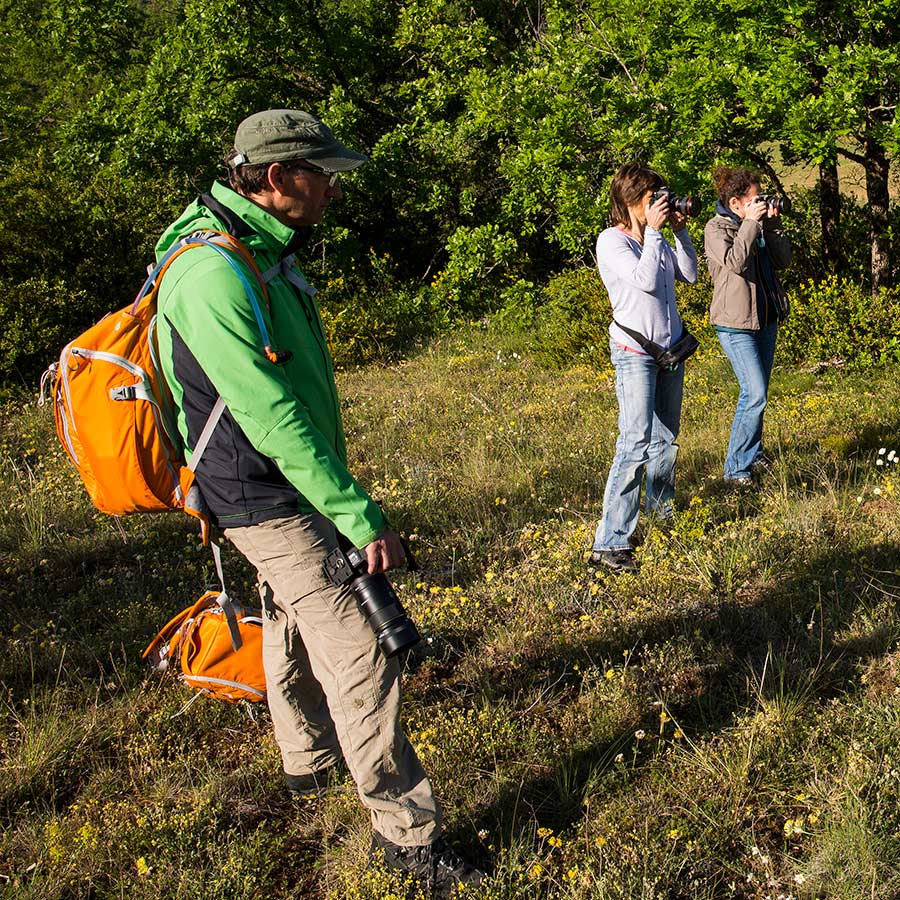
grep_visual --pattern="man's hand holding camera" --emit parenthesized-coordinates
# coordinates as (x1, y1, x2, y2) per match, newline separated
(364, 528, 407, 574)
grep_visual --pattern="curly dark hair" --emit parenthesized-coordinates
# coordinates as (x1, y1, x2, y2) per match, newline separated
(713, 166, 761, 207)
(609, 163, 665, 226)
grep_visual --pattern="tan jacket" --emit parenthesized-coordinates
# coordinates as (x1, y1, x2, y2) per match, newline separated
(704, 214, 791, 329)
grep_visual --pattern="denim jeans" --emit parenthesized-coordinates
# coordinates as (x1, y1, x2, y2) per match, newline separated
(593, 339, 684, 552)
(717, 322, 778, 480)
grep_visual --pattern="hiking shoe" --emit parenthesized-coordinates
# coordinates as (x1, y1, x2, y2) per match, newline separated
(751, 453, 773, 473)
(589, 548, 638, 573)
(370, 832, 485, 898)
(284, 763, 343, 800)
(724, 474, 754, 488)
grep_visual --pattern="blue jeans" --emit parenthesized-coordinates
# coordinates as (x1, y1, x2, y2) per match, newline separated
(717, 323, 778, 480)
(593, 340, 684, 552)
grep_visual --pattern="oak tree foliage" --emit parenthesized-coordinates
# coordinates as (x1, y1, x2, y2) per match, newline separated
(1, 0, 898, 380)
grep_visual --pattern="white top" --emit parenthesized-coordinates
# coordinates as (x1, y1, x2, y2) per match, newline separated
(596, 224, 698, 352)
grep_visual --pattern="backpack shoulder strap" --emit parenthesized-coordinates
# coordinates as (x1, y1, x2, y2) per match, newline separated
(260, 254, 317, 297)
(191, 197, 294, 365)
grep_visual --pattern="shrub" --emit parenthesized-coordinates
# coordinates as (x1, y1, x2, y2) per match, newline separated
(530, 267, 609, 368)
(779, 276, 900, 368)
(317, 250, 452, 366)
(527, 265, 716, 369)
(0, 160, 179, 384)
(520, 266, 900, 374)
(673, 268, 716, 356)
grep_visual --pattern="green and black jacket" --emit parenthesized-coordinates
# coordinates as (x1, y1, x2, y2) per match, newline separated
(155, 181, 385, 547)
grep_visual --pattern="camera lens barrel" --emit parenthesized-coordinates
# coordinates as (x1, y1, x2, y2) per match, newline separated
(352, 572, 421, 658)
(676, 196, 702, 217)
(652, 188, 701, 217)
(322, 543, 421, 658)
(760, 194, 792, 215)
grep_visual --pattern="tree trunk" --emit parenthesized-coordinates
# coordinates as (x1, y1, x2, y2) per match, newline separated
(819, 158, 840, 270)
(864, 134, 891, 294)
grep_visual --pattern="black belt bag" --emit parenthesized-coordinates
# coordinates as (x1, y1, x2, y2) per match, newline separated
(613, 321, 699, 370)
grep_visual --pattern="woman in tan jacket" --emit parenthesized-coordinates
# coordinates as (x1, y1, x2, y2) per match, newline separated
(704, 167, 791, 485)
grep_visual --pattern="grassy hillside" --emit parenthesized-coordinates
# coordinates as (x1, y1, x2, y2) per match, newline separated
(2, 330, 900, 899)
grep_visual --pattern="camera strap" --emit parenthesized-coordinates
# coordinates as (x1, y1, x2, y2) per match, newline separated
(613, 321, 699, 368)
(612, 320, 667, 361)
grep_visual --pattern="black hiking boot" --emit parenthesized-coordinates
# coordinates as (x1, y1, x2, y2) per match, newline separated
(370, 831, 485, 898)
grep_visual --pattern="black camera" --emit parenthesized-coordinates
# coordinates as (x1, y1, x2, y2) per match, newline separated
(323, 539, 420, 658)
(650, 188, 702, 218)
(759, 194, 792, 215)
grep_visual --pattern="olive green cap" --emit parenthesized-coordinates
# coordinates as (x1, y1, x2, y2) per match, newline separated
(231, 109, 367, 171)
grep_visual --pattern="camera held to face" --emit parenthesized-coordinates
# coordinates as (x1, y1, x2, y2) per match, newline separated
(650, 188, 702, 218)
(759, 194, 792, 215)
(323, 539, 421, 658)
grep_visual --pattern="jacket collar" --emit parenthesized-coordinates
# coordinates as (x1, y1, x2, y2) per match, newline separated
(716, 200, 742, 226)
(209, 181, 311, 257)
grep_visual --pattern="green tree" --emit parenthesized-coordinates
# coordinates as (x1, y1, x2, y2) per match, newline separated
(745, 0, 900, 292)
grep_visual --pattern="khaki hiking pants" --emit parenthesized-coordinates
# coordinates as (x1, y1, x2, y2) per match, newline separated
(225, 513, 441, 846)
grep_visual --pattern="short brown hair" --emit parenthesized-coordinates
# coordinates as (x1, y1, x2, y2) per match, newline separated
(713, 166, 760, 206)
(609, 163, 664, 226)
(224, 152, 308, 196)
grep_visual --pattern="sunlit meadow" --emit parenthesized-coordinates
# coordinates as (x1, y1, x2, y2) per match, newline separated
(2, 327, 900, 899)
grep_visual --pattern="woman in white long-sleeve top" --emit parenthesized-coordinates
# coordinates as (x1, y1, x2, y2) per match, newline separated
(589, 163, 698, 573)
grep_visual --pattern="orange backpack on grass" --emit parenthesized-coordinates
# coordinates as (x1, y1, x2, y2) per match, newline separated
(142, 590, 267, 704)
(140, 537, 267, 705)
(41, 230, 271, 542)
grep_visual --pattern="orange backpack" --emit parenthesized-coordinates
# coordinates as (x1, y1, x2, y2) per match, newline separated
(142, 542, 266, 703)
(41, 230, 271, 542)
(142, 590, 267, 704)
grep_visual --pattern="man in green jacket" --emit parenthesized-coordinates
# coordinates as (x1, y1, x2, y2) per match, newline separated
(156, 109, 482, 896)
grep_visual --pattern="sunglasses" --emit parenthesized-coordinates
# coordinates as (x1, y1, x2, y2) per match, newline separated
(292, 162, 341, 188)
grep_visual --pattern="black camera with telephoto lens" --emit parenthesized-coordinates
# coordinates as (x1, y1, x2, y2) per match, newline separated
(323, 537, 420, 658)
(759, 194, 792, 215)
(650, 188, 702, 218)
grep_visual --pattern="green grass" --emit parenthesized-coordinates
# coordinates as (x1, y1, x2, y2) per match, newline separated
(2, 328, 900, 898)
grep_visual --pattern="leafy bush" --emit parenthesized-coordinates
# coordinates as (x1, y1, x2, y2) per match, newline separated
(525, 264, 716, 370)
(672, 268, 716, 355)
(779, 275, 900, 368)
(517, 264, 899, 375)
(0, 159, 182, 383)
(0, 277, 93, 388)
(529, 267, 609, 369)
(317, 250, 452, 366)
(488, 278, 542, 332)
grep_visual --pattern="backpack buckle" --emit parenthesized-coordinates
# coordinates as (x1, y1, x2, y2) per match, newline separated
(110, 385, 138, 401)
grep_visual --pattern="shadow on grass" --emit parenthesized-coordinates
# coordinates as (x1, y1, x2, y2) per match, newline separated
(463, 538, 900, 846)
(0, 516, 260, 699)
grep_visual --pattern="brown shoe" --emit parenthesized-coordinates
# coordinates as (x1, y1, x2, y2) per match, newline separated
(589, 548, 638, 573)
